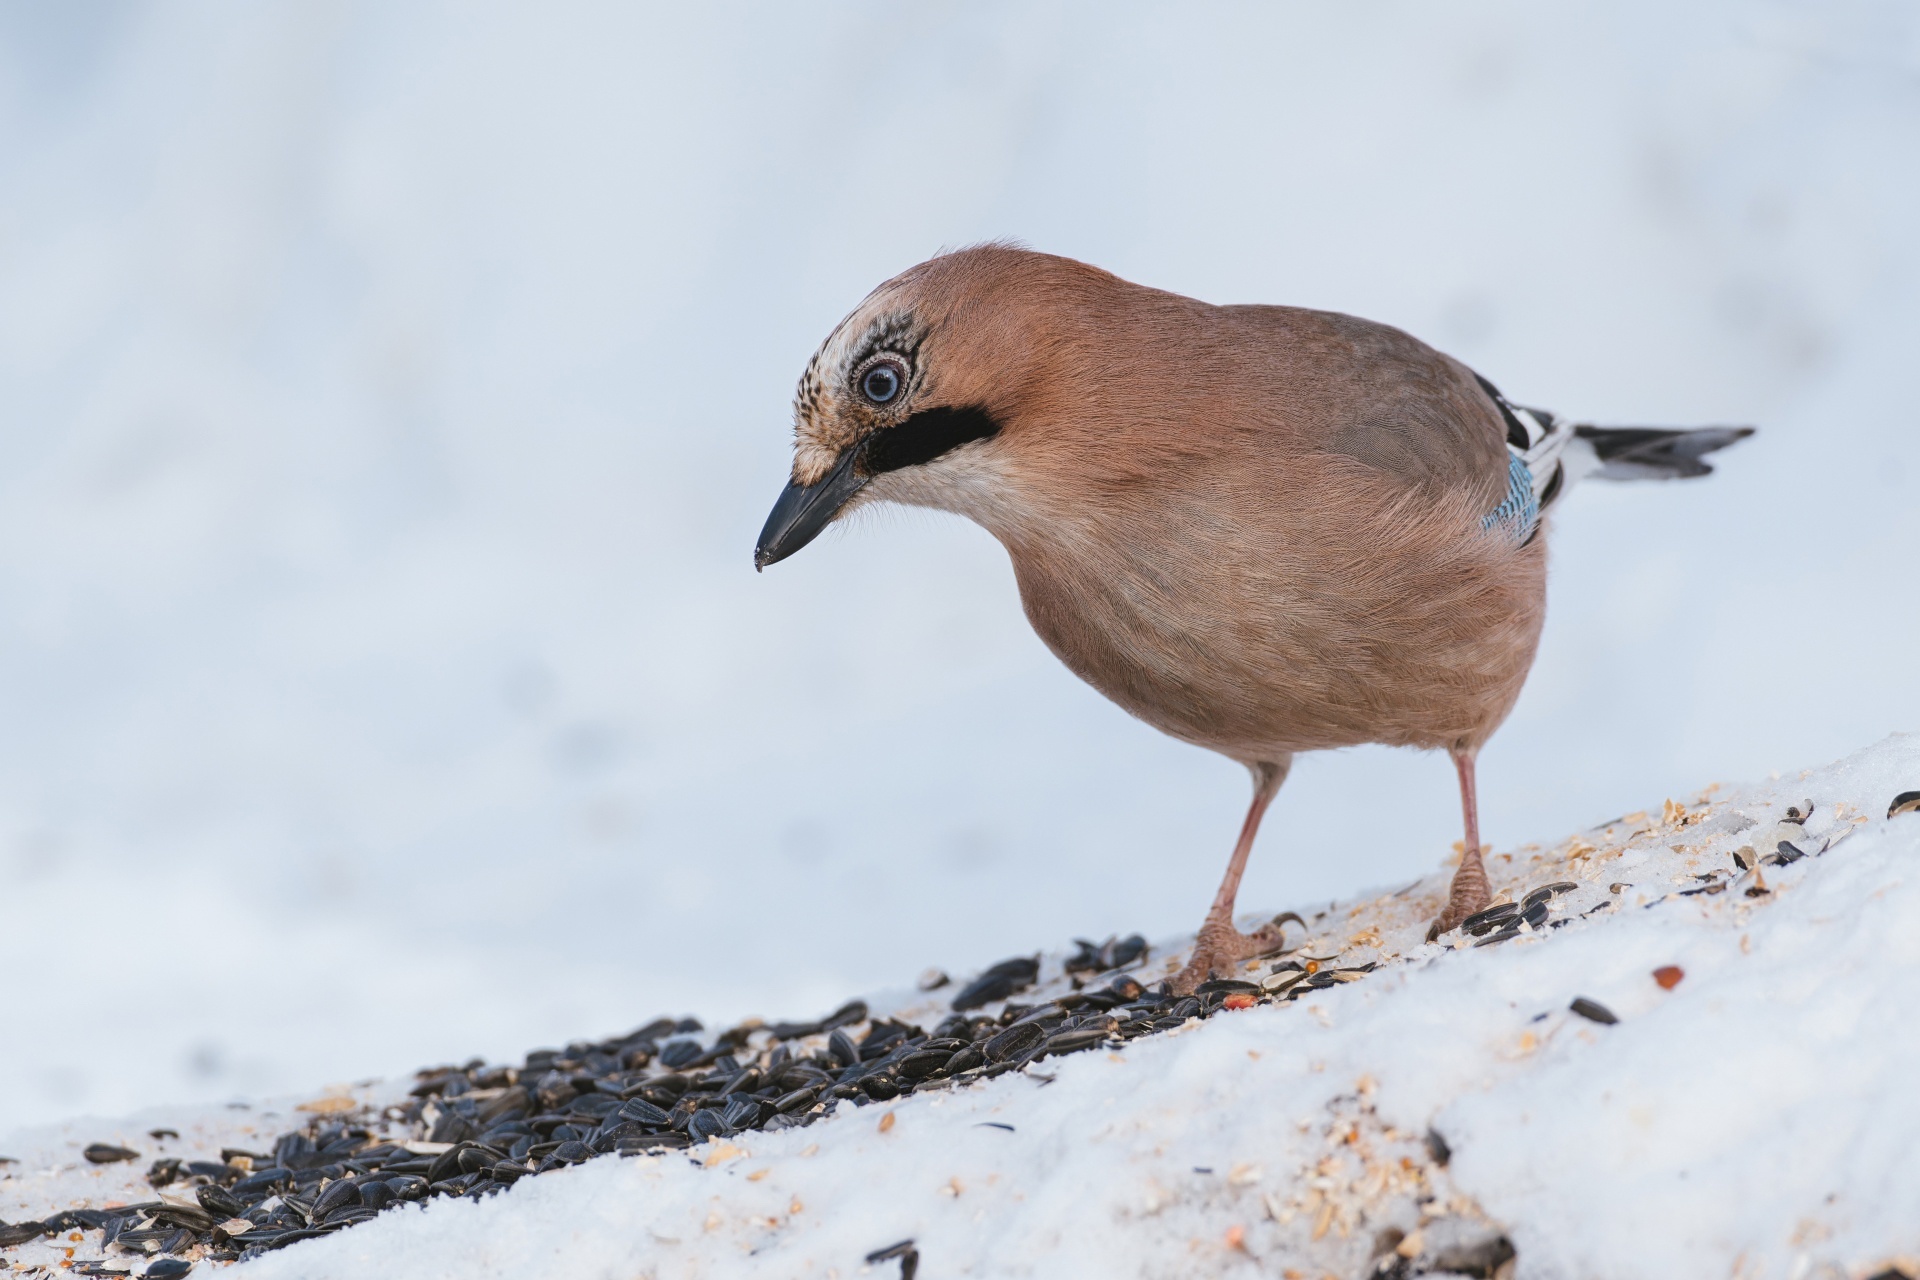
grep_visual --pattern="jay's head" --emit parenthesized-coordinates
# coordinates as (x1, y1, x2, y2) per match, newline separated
(755, 244, 1090, 570)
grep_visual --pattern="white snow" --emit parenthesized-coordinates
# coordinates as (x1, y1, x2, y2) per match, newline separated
(7, 736, 1918, 1278)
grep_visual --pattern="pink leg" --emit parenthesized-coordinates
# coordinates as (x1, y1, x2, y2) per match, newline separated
(1173, 758, 1299, 993)
(1428, 745, 1492, 940)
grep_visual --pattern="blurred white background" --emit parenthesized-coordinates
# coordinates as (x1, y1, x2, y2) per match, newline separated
(0, 1, 1914, 1131)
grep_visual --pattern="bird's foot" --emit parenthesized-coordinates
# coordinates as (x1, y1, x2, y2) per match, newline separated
(1171, 912, 1302, 996)
(1425, 848, 1493, 942)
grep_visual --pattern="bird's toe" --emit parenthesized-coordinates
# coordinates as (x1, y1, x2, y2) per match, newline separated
(1173, 915, 1302, 993)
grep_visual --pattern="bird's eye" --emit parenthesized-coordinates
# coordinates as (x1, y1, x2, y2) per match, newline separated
(860, 362, 903, 405)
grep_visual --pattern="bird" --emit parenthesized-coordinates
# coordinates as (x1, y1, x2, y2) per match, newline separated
(754, 245, 1751, 992)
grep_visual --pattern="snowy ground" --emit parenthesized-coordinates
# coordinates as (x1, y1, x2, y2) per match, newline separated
(6, 734, 1917, 1280)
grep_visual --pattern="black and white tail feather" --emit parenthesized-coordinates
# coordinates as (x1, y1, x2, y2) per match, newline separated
(1473, 373, 1754, 545)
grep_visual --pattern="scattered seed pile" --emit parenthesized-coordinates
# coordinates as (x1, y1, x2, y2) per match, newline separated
(0, 896, 1564, 1278)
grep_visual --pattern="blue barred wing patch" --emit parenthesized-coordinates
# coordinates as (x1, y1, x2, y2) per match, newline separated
(1482, 450, 1538, 541)
(1473, 372, 1578, 545)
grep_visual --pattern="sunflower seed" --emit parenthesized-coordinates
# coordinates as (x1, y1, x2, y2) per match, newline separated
(950, 957, 1040, 1011)
(1569, 997, 1618, 1025)
(84, 1143, 140, 1164)
(983, 1021, 1045, 1063)
(1042, 1028, 1108, 1056)
(1462, 903, 1520, 936)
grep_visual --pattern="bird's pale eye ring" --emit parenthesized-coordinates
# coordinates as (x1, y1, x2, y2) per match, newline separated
(856, 357, 906, 406)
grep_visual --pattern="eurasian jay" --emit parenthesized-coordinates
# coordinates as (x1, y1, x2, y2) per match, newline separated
(755, 246, 1750, 992)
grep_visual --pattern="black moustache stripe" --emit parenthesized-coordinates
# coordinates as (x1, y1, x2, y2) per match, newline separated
(863, 405, 1002, 475)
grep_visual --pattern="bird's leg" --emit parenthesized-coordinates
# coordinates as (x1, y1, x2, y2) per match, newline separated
(1427, 746, 1492, 940)
(1173, 759, 1294, 995)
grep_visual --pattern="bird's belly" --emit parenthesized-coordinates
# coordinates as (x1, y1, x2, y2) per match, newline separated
(1011, 528, 1546, 764)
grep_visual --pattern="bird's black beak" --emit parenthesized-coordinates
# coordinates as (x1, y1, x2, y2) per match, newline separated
(754, 446, 869, 571)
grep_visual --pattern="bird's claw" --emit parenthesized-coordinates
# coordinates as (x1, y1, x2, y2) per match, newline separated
(1171, 912, 1303, 995)
(1426, 886, 1491, 943)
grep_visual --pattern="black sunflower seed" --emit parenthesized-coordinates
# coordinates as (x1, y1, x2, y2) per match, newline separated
(1569, 997, 1618, 1025)
(567, 1093, 619, 1119)
(188, 1158, 243, 1182)
(425, 1148, 463, 1184)
(153, 1206, 217, 1233)
(949, 957, 1040, 1011)
(84, 1142, 139, 1164)
(720, 1098, 761, 1130)
(310, 1179, 362, 1220)
(983, 1021, 1045, 1063)
(658, 1041, 703, 1070)
(428, 1113, 475, 1145)
(943, 1046, 984, 1075)
(1043, 1028, 1108, 1056)
(896, 1050, 950, 1079)
(1522, 882, 1578, 910)
(617, 1097, 672, 1126)
(828, 1029, 859, 1069)
(859, 1026, 907, 1061)
(196, 1185, 245, 1219)
(1064, 939, 1106, 974)
(387, 1175, 429, 1201)
(1462, 903, 1520, 936)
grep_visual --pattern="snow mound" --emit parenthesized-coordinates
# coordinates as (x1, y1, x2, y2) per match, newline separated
(6, 736, 1920, 1279)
